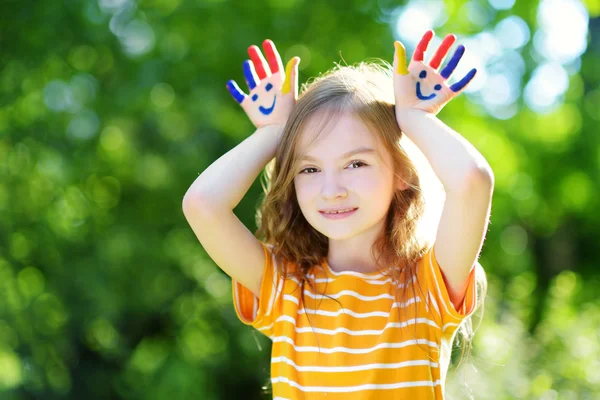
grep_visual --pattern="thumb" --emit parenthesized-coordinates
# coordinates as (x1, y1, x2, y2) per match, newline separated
(282, 56, 301, 99)
(394, 41, 408, 76)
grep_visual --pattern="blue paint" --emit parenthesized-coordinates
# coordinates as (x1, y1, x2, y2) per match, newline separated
(441, 45, 465, 79)
(258, 95, 277, 115)
(265, 83, 273, 92)
(252, 94, 258, 102)
(226, 80, 245, 104)
(243, 60, 257, 90)
(416, 82, 437, 100)
(450, 68, 477, 92)
(415, 71, 443, 100)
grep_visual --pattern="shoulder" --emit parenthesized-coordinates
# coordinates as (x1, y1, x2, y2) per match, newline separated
(260, 242, 311, 279)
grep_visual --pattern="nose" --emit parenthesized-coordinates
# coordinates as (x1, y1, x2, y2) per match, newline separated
(320, 171, 348, 200)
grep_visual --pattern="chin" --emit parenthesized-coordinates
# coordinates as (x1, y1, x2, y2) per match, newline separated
(318, 227, 360, 241)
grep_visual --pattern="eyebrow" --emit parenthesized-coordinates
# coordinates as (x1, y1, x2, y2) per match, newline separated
(300, 147, 377, 162)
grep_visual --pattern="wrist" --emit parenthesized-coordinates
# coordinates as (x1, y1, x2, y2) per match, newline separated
(395, 107, 429, 126)
(395, 107, 427, 118)
(256, 123, 285, 137)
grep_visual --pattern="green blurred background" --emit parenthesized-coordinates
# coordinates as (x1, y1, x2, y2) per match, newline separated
(1, 0, 599, 398)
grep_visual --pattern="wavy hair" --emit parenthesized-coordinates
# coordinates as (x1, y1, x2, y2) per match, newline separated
(254, 60, 486, 376)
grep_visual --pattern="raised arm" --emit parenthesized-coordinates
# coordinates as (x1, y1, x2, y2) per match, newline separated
(393, 31, 493, 310)
(182, 40, 300, 297)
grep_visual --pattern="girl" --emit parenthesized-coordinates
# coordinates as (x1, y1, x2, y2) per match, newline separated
(182, 31, 492, 399)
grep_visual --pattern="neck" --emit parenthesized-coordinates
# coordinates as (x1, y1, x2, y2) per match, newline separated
(326, 224, 386, 274)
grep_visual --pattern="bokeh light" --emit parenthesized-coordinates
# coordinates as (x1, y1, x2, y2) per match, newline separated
(2, 0, 600, 399)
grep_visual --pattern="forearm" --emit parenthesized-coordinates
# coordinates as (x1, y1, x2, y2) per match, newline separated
(183, 124, 283, 211)
(396, 108, 493, 192)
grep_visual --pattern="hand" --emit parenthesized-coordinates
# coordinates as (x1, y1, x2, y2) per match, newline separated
(393, 30, 476, 116)
(226, 40, 300, 129)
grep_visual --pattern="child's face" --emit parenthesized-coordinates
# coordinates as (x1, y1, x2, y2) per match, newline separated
(293, 112, 399, 241)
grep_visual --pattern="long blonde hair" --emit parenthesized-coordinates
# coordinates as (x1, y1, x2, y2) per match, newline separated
(255, 60, 486, 368)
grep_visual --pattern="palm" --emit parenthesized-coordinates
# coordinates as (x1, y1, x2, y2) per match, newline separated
(227, 40, 299, 129)
(394, 61, 455, 115)
(239, 71, 292, 128)
(393, 31, 477, 116)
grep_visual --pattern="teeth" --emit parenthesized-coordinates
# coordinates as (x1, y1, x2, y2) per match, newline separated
(324, 208, 354, 214)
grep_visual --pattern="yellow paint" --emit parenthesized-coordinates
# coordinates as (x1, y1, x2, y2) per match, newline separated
(395, 41, 408, 75)
(282, 57, 296, 94)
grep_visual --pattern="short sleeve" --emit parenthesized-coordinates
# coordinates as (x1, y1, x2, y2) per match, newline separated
(231, 242, 283, 338)
(418, 244, 483, 334)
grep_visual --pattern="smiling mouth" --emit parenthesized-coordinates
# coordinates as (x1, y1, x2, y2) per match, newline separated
(416, 82, 436, 100)
(258, 95, 277, 115)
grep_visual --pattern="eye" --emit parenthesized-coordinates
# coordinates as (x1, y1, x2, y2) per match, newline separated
(348, 160, 367, 169)
(265, 83, 273, 92)
(299, 167, 318, 174)
(251, 94, 258, 102)
(434, 84, 442, 90)
(298, 160, 368, 175)
(419, 70, 427, 78)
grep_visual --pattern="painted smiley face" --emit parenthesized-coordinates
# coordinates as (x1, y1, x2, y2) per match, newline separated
(252, 83, 277, 115)
(416, 70, 443, 100)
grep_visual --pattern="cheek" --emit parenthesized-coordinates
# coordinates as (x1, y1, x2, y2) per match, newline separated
(356, 171, 392, 193)
(294, 177, 318, 197)
(293, 178, 311, 207)
(293, 180, 318, 222)
(360, 174, 396, 210)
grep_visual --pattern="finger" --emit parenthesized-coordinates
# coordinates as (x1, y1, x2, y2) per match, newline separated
(394, 41, 409, 75)
(248, 45, 269, 79)
(243, 60, 259, 90)
(226, 80, 246, 103)
(282, 56, 300, 97)
(449, 68, 477, 92)
(263, 39, 284, 75)
(429, 34, 456, 69)
(292, 57, 300, 99)
(440, 45, 465, 79)
(413, 30, 434, 62)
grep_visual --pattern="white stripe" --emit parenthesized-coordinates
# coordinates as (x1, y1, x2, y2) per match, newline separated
(234, 282, 246, 322)
(427, 290, 441, 319)
(272, 336, 439, 353)
(277, 315, 298, 326)
(298, 297, 421, 318)
(303, 289, 395, 302)
(271, 376, 442, 392)
(256, 315, 440, 336)
(442, 322, 460, 332)
(283, 294, 298, 305)
(265, 254, 282, 318)
(257, 323, 273, 333)
(271, 356, 439, 372)
(323, 267, 391, 280)
(293, 274, 417, 288)
(274, 317, 439, 336)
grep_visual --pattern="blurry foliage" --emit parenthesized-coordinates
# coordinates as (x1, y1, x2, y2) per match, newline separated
(0, 0, 599, 398)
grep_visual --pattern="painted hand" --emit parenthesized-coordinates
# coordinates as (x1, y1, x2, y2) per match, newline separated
(393, 30, 476, 116)
(226, 40, 300, 129)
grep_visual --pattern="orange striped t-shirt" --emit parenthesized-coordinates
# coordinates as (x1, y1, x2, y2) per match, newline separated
(232, 242, 482, 399)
